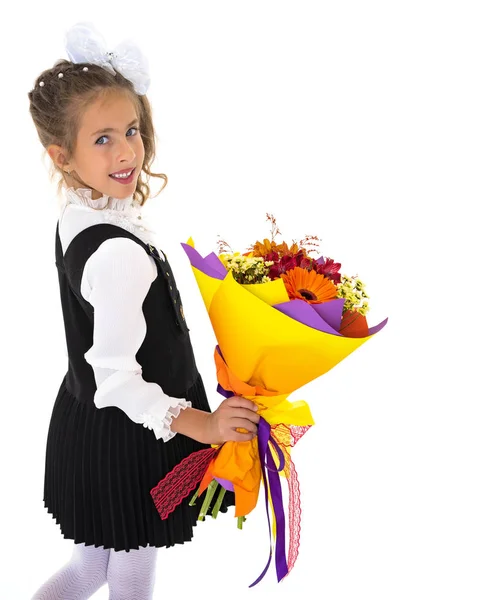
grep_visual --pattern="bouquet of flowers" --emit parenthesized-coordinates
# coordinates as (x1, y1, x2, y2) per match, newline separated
(151, 214, 388, 587)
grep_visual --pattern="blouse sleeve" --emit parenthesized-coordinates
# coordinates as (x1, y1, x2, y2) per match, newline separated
(80, 237, 191, 442)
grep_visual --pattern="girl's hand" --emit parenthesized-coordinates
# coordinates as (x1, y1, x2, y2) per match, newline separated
(206, 395, 260, 444)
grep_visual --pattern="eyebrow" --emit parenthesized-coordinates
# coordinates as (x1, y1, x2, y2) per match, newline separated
(91, 118, 139, 136)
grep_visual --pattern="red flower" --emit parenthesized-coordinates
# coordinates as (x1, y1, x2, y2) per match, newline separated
(267, 251, 301, 279)
(264, 250, 279, 263)
(267, 250, 330, 280)
(296, 253, 320, 272)
(316, 258, 341, 284)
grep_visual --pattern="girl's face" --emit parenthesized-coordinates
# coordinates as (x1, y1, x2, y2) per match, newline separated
(62, 92, 145, 200)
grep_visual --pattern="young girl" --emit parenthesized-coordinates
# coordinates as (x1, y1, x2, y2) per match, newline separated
(28, 22, 260, 600)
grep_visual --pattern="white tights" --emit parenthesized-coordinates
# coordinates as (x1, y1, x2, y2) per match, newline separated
(30, 542, 158, 600)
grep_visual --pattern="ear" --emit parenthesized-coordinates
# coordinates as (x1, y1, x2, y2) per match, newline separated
(46, 144, 72, 172)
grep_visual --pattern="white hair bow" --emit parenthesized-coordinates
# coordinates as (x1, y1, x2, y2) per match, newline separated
(64, 21, 150, 96)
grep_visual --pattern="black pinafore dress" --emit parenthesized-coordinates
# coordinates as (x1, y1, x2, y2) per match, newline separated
(43, 222, 234, 551)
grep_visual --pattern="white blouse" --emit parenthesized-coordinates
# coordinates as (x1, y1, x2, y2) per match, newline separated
(57, 186, 191, 442)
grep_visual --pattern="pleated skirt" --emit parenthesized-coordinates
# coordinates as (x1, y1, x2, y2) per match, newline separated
(43, 372, 235, 552)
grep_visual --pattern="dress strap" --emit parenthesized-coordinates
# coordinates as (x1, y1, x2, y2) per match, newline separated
(61, 223, 153, 296)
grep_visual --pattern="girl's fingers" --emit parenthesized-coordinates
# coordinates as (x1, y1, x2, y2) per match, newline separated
(225, 396, 259, 412)
(228, 407, 260, 423)
(229, 430, 256, 442)
(229, 418, 258, 434)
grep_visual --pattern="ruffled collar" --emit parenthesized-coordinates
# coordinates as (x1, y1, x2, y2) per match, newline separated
(61, 186, 157, 243)
(63, 186, 138, 212)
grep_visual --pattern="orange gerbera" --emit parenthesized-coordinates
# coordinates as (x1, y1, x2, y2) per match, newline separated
(281, 266, 338, 304)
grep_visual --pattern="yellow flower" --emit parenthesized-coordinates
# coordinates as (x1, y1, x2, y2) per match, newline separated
(336, 275, 370, 314)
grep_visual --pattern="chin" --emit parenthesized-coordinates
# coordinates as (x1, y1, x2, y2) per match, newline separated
(108, 182, 136, 198)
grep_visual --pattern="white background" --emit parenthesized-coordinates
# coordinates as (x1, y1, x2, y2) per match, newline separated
(0, 1, 477, 598)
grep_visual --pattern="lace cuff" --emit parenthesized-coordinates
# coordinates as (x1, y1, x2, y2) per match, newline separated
(136, 397, 192, 442)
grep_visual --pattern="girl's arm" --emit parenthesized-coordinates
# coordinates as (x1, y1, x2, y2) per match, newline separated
(170, 396, 260, 445)
(81, 237, 191, 442)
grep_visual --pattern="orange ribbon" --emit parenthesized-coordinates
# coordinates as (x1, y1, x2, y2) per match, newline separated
(198, 347, 278, 517)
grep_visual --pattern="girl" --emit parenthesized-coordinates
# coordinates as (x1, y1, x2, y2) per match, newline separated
(28, 22, 260, 600)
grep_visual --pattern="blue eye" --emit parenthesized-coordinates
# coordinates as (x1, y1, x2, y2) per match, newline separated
(95, 126, 140, 146)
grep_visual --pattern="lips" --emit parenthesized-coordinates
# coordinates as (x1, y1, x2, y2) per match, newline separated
(110, 167, 135, 176)
(109, 167, 136, 184)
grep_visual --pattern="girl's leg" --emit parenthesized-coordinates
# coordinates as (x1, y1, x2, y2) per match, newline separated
(107, 545, 158, 600)
(30, 542, 109, 599)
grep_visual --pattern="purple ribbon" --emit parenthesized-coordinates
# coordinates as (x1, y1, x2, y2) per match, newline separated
(248, 417, 288, 587)
(215, 344, 289, 586)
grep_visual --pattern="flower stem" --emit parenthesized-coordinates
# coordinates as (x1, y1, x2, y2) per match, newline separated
(188, 487, 200, 507)
(237, 516, 247, 530)
(198, 480, 219, 521)
(211, 485, 227, 519)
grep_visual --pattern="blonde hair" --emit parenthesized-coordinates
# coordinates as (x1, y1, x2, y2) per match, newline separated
(27, 58, 167, 206)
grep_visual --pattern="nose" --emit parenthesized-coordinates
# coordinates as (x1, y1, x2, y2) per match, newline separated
(118, 137, 136, 162)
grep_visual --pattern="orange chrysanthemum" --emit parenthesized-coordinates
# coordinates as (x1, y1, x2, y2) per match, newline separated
(280, 267, 338, 304)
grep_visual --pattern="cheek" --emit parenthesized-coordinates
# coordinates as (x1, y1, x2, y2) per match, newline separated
(136, 138, 146, 162)
(94, 154, 112, 170)
(86, 153, 112, 177)
(81, 151, 106, 170)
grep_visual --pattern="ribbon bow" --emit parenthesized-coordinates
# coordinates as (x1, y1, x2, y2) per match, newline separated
(64, 21, 150, 95)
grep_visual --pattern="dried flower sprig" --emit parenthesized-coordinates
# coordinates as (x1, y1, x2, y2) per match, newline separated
(293, 234, 322, 256)
(216, 235, 235, 256)
(266, 212, 281, 242)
